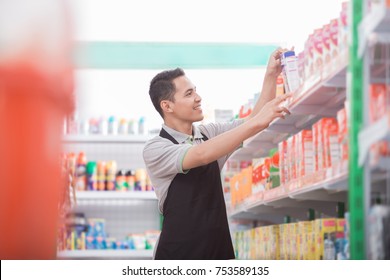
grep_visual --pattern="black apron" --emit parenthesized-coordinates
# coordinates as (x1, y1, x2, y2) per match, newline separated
(155, 128, 235, 260)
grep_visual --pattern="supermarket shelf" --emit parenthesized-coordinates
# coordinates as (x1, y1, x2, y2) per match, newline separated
(231, 56, 347, 160)
(358, 5, 390, 57)
(57, 249, 153, 259)
(358, 113, 390, 166)
(228, 172, 348, 222)
(62, 134, 151, 143)
(75, 191, 157, 200)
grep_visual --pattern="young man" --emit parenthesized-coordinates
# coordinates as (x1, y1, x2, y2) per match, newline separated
(143, 48, 292, 260)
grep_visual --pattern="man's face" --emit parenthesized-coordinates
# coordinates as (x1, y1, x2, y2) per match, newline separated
(170, 75, 203, 122)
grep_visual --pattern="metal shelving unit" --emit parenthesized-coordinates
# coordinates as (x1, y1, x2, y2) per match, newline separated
(231, 55, 347, 160)
(228, 48, 348, 220)
(59, 134, 159, 260)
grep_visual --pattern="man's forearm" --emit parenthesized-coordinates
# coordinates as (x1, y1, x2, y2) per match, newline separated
(183, 118, 266, 170)
(250, 72, 278, 117)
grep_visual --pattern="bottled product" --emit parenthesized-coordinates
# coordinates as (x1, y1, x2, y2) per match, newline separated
(126, 169, 135, 191)
(116, 169, 128, 191)
(75, 152, 87, 191)
(106, 160, 117, 191)
(86, 162, 97, 191)
(108, 116, 118, 135)
(138, 117, 145, 135)
(118, 118, 128, 134)
(97, 161, 106, 191)
(127, 119, 136, 135)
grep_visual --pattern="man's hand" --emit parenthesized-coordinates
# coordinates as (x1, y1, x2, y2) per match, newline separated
(254, 93, 293, 129)
(266, 47, 294, 77)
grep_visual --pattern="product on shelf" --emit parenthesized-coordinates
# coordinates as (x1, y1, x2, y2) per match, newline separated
(86, 161, 98, 191)
(106, 160, 117, 191)
(97, 161, 106, 191)
(312, 28, 324, 75)
(268, 148, 280, 189)
(338, 2, 349, 56)
(75, 152, 87, 191)
(116, 169, 128, 191)
(368, 205, 390, 260)
(337, 106, 349, 172)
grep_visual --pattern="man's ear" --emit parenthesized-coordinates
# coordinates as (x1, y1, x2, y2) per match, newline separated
(160, 100, 173, 113)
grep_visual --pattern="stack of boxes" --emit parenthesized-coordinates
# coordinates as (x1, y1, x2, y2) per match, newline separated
(233, 217, 347, 260)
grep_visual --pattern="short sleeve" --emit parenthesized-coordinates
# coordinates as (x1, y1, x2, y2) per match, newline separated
(143, 136, 192, 180)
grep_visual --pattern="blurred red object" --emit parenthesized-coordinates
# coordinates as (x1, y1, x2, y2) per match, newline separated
(0, 0, 74, 259)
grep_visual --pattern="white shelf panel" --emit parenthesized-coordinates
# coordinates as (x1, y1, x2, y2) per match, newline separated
(358, 113, 390, 166)
(57, 249, 153, 259)
(76, 191, 157, 200)
(231, 56, 347, 161)
(63, 134, 151, 143)
(228, 171, 348, 221)
(358, 5, 390, 57)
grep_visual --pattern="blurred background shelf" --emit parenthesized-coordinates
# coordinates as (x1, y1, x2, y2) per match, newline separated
(57, 249, 153, 260)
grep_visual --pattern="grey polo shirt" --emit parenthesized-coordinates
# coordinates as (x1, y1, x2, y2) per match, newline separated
(143, 119, 245, 214)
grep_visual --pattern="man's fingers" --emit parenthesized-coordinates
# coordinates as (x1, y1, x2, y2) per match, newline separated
(277, 106, 291, 115)
(275, 93, 293, 104)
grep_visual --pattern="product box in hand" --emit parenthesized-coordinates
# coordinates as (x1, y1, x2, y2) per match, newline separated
(281, 51, 301, 95)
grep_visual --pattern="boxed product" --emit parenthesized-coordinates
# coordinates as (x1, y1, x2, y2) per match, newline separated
(241, 166, 253, 200)
(323, 118, 340, 170)
(322, 23, 332, 75)
(329, 18, 339, 60)
(297, 130, 314, 179)
(281, 51, 300, 94)
(278, 141, 288, 185)
(230, 172, 243, 207)
(338, 2, 349, 56)
(312, 28, 324, 77)
(337, 107, 349, 171)
(369, 84, 388, 123)
(252, 158, 267, 193)
(314, 218, 336, 260)
(304, 33, 315, 82)
(268, 148, 280, 189)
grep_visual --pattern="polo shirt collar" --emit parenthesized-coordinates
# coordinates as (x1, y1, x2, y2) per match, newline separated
(162, 124, 204, 143)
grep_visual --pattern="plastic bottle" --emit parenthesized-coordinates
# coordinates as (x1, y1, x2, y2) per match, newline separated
(118, 118, 128, 134)
(97, 161, 106, 191)
(75, 152, 87, 191)
(108, 116, 118, 135)
(138, 117, 145, 135)
(126, 169, 135, 191)
(86, 162, 97, 191)
(106, 160, 117, 191)
(116, 169, 128, 191)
